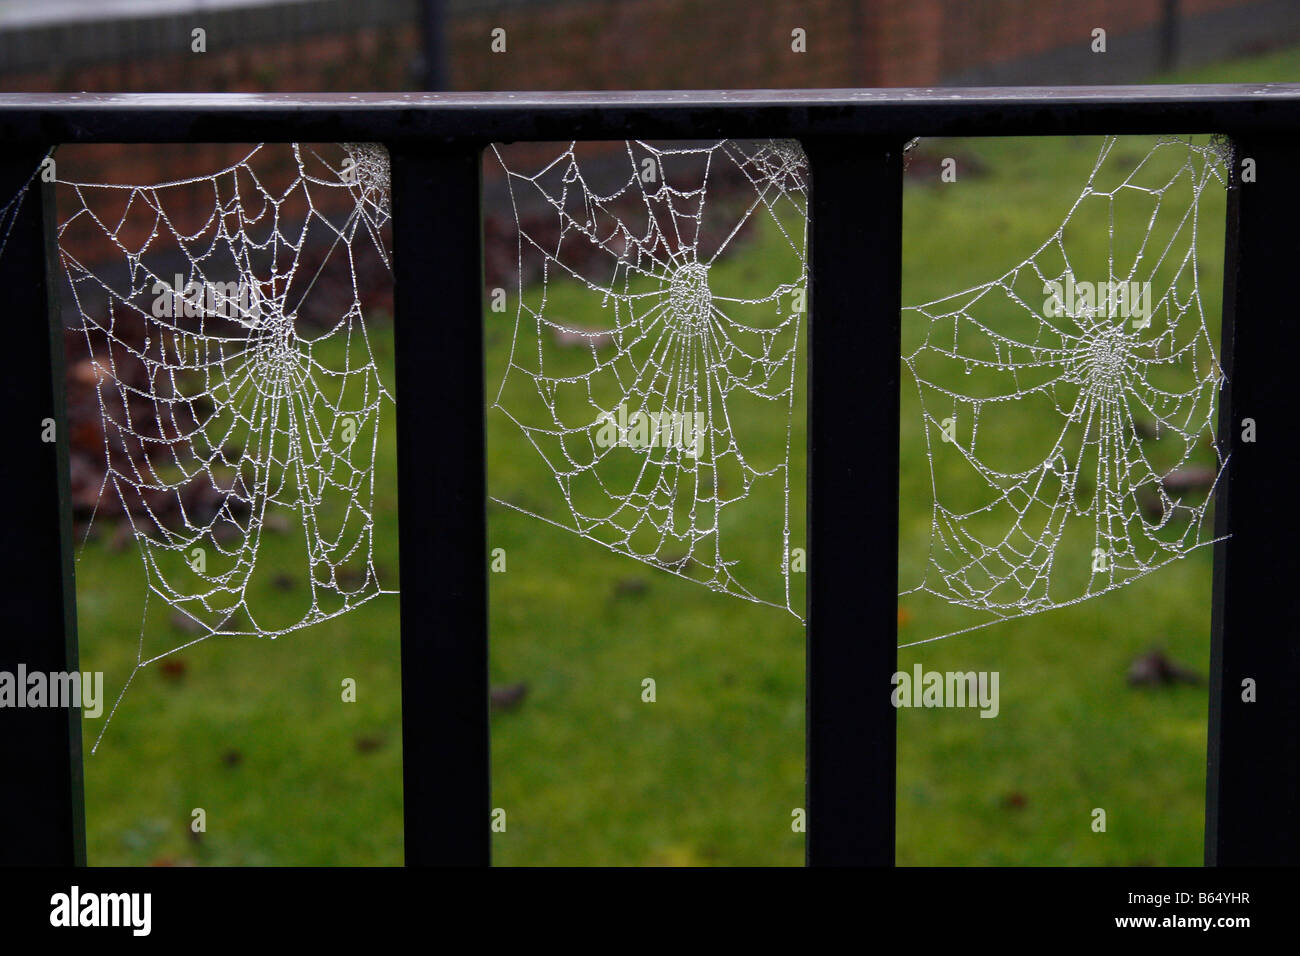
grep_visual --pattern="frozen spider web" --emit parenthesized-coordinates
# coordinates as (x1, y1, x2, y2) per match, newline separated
(489, 139, 807, 615)
(56, 143, 396, 748)
(900, 136, 1229, 645)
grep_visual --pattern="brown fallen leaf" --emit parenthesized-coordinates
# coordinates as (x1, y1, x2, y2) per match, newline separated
(1127, 648, 1203, 686)
(490, 682, 529, 712)
(614, 577, 648, 597)
(170, 611, 206, 636)
(159, 658, 187, 681)
(1161, 466, 1216, 495)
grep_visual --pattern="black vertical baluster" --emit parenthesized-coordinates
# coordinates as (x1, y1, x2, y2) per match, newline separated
(390, 145, 490, 866)
(1206, 135, 1300, 866)
(805, 138, 905, 866)
(0, 151, 85, 866)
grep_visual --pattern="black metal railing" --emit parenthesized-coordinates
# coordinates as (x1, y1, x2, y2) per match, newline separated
(0, 87, 1297, 867)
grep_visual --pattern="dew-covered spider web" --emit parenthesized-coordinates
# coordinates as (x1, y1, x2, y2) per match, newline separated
(0, 132, 1231, 719)
(488, 140, 808, 616)
(53, 143, 396, 748)
(900, 136, 1228, 646)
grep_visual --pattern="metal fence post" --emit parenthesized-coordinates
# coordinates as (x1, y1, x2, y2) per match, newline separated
(805, 137, 905, 866)
(0, 150, 86, 866)
(390, 145, 491, 866)
(1205, 134, 1300, 866)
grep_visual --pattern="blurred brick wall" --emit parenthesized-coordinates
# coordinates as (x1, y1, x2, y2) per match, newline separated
(1, 0, 1292, 96)
(6, 0, 1296, 265)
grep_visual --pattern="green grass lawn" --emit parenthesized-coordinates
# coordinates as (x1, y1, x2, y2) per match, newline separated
(73, 45, 1298, 866)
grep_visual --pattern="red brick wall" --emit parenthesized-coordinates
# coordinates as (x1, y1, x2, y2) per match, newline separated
(6, 0, 1283, 258)
(0, 0, 1276, 96)
(3, 24, 420, 95)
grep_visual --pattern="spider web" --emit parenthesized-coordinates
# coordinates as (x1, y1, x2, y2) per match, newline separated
(488, 139, 808, 616)
(900, 136, 1228, 645)
(0, 133, 1232, 709)
(55, 143, 396, 748)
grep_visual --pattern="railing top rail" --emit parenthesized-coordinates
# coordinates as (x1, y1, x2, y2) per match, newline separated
(2, 84, 1300, 142)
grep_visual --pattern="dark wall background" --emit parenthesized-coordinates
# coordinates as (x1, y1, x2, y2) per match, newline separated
(2, 0, 1298, 96)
